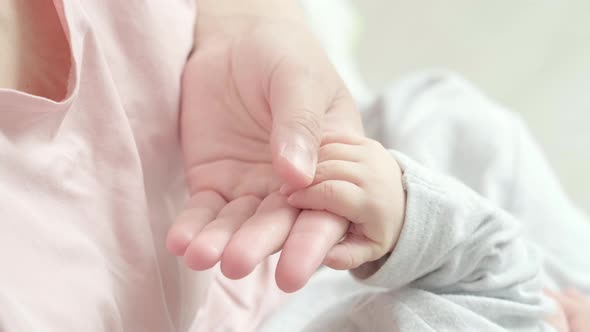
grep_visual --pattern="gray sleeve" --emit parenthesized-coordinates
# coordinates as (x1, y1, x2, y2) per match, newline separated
(362, 71, 590, 293)
(353, 71, 577, 330)
(351, 151, 551, 330)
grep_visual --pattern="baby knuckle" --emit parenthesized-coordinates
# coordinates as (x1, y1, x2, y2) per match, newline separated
(315, 160, 333, 183)
(320, 181, 336, 201)
(314, 163, 329, 182)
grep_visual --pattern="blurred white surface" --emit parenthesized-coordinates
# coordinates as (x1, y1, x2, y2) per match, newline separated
(349, 1, 590, 212)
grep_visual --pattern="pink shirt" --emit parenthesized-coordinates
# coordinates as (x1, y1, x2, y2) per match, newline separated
(0, 1, 282, 331)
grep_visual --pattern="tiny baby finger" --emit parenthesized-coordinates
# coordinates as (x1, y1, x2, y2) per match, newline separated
(313, 160, 363, 186)
(318, 143, 363, 163)
(287, 180, 365, 222)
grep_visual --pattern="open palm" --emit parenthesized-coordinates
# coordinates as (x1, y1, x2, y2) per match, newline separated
(166, 19, 363, 292)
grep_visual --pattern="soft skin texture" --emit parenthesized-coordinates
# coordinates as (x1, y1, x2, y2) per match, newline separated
(166, 0, 363, 293)
(287, 133, 407, 270)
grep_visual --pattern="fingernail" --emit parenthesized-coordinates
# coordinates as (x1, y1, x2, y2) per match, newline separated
(280, 140, 316, 179)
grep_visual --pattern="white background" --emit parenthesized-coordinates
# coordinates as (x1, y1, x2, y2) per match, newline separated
(352, 1, 590, 213)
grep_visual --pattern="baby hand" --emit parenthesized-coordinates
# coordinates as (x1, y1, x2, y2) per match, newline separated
(285, 133, 407, 270)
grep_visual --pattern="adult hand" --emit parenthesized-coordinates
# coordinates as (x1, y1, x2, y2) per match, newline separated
(166, 0, 363, 293)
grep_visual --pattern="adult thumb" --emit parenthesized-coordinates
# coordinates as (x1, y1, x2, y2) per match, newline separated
(269, 61, 327, 188)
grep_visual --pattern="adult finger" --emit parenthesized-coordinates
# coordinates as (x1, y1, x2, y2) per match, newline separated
(220, 192, 299, 280)
(269, 57, 327, 188)
(275, 210, 349, 293)
(323, 234, 380, 270)
(184, 195, 261, 270)
(166, 191, 226, 256)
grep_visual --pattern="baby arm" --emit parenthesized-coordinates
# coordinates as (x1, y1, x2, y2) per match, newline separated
(287, 132, 549, 330)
